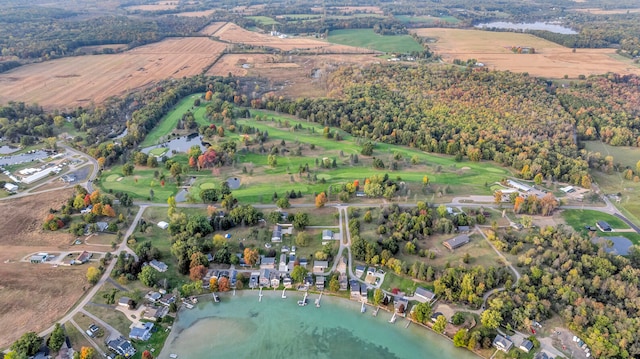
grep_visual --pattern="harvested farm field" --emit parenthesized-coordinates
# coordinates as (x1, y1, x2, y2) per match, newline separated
(212, 22, 376, 53)
(0, 37, 227, 109)
(176, 9, 217, 17)
(200, 21, 228, 36)
(412, 28, 640, 78)
(0, 189, 89, 348)
(125, 1, 177, 11)
(207, 53, 381, 98)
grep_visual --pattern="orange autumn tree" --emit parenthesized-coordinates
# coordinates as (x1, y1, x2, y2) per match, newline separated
(79, 347, 96, 359)
(218, 276, 230, 292)
(315, 192, 327, 208)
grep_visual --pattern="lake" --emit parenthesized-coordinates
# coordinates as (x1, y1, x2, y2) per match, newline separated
(475, 21, 577, 34)
(158, 290, 477, 359)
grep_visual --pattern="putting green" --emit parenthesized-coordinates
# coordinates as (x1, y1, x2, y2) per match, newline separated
(316, 174, 332, 180)
(149, 148, 168, 156)
(105, 174, 121, 182)
(200, 183, 216, 190)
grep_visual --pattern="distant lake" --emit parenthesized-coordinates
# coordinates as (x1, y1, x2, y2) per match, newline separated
(475, 21, 577, 34)
(158, 290, 477, 359)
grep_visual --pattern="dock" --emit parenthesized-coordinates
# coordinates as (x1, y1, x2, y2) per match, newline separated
(404, 320, 411, 328)
(361, 301, 366, 313)
(212, 292, 220, 303)
(298, 292, 308, 306)
(373, 307, 380, 317)
(282, 288, 287, 299)
(315, 291, 323, 308)
(389, 312, 397, 323)
(259, 287, 264, 302)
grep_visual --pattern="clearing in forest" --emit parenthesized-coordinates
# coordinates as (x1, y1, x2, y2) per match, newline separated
(328, 29, 423, 53)
(0, 37, 227, 109)
(412, 28, 640, 78)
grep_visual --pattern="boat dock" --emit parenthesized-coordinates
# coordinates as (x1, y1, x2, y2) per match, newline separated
(298, 292, 308, 306)
(315, 291, 323, 308)
(373, 307, 380, 317)
(361, 301, 366, 313)
(404, 320, 411, 328)
(282, 288, 287, 299)
(389, 312, 397, 323)
(259, 287, 264, 302)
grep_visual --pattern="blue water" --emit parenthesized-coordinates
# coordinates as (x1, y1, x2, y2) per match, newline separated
(475, 21, 578, 34)
(158, 290, 477, 359)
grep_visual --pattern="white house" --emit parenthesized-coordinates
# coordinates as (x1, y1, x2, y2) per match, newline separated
(3, 183, 18, 192)
(322, 230, 333, 241)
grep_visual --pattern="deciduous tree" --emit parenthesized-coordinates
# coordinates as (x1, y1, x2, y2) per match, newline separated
(49, 323, 65, 352)
(86, 267, 101, 285)
(315, 192, 327, 208)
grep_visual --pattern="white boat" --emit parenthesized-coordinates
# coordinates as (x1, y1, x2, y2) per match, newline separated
(169, 354, 178, 359)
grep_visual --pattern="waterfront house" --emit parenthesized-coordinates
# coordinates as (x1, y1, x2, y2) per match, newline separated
(129, 322, 154, 341)
(316, 276, 325, 290)
(414, 287, 436, 304)
(339, 273, 348, 291)
(304, 275, 314, 287)
(158, 294, 176, 307)
(493, 334, 513, 352)
(279, 254, 288, 272)
(443, 235, 470, 251)
(260, 269, 271, 287)
(360, 284, 368, 303)
(249, 272, 260, 289)
(142, 305, 167, 321)
(355, 265, 365, 277)
(313, 260, 328, 274)
(394, 297, 408, 315)
(107, 337, 136, 357)
(270, 271, 280, 288)
(283, 276, 292, 288)
(350, 280, 361, 300)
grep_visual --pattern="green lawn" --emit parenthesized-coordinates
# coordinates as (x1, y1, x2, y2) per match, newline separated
(328, 29, 423, 53)
(562, 209, 629, 230)
(280, 14, 322, 21)
(395, 15, 460, 24)
(583, 140, 640, 169)
(98, 165, 180, 202)
(381, 271, 420, 293)
(140, 93, 205, 147)
(247, 16, 279, 25)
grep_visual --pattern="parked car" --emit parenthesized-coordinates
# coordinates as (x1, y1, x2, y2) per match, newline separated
(86, 324, 100, 337)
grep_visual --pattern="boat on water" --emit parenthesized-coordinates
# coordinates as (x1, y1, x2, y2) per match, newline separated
(213, 293, 220, 303)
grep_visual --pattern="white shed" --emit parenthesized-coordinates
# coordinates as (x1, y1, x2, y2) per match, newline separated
(157, 221, 169, 230)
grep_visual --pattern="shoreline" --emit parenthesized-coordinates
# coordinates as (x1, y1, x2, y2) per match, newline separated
(165, 288, 486, 359)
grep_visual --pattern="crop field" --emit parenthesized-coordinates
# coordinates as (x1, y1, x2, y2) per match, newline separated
(573, 7, 640, 14)
(247, 16, 279, 25)
(0, 37, 226, 109)
(231, 4, 267, 15)
(0, 189, 90, 348)
(211, 22, 374, 53)
(207, 53, 380, 98)
(412, 28, 640, 78)
(328, 29, 423, 53)
(322, 6, 384, 14)
(199, 21, 230, 36)
(176, 9, 217, 17)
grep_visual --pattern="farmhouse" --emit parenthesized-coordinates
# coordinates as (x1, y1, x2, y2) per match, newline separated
(157, 221, 169, 230)
(443, 235, 470, 251)
(414, 287, 436, 303)
(493, 334, 514, 352)
(129, 322, 154, 341)
(313, 260, 328, 274)
(322, 230, 334, 241)
(596, 220, 612, 232)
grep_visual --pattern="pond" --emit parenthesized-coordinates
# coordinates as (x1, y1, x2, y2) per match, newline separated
(474, 21, 577, 34)
(141, 133, 208, 158)
(0, 145, 19, 155)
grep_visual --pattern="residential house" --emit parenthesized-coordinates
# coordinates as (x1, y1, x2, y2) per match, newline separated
(4, 183, 18, 192)
(360, 284, 368, 303)
(129, 322, 154, 341)
(149, 259, 168, 272)
(350, 280, 361, 300)
(534, 352, 550, 359)
(229, 270, 237, 287)
(249, 272, 260, 289)
(443, 235, 470, 251)
(304, 275, 314, 287)
(519, 339, 534, 353)
(157, 221, 169, 230)
(142, 306, 167, 321)
(271, 225, 282, 242)
(283, 276, 292, 288)
(394, 296, 408, 315)
(107, 337, 136, 358)
(414, 287, 436, 303)
(316, 276, 325, 290)
(596, 220, 612, 232)
(299, 258, 308, 268)
(144, 291, 161, 303)
(158, 294, 176, 307)
(30, 253, 48, 263)
(279, 254, 288, 272)
(493, 334, 513, 352)
(75, 251, 93, 264)
(355, 265, 365, 277)
(270, 271, 280, 288)
(281, 245, 290, 253)
(313, 260, 328, 274)
(322, 230, 334, 241)
(260, 256, 276, 270)
(118, 297, 133, 308)
(431, 312, 444, 322)
(457, 226, 470, 233)
(259, 269, 271, 287)
(338, 273, 348, 291)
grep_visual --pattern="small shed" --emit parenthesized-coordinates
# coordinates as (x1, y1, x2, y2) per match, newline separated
(157, 221, 169, 230)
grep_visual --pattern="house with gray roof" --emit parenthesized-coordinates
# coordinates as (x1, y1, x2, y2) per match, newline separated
(493, 334, 513, 352)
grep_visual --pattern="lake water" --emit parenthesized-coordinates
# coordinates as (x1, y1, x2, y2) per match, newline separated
(158, 290, 476, 359)
(475, 21, 577, 34)
(141, 133, 208, 158)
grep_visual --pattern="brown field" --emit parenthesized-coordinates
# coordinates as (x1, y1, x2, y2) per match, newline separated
(573, 7, 640, 14)
(230, 4, 267, 15)
(0, 37, 227, 109)
(125, 1, 177, 11)
(0, 189, 90, 348)
(175, 9, 217, 17)
(207, 53, 381, 98)
(199, 21, 228, 36)
(212, 22, 374, 53)
(413, 28, 640, 78)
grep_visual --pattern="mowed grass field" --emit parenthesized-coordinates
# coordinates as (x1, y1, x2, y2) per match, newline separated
(583, 140, 640, 169)
(411, 28, 640, 78)
(140, 93, 205, 147)
(328, 29, 423, 53)
(247, 16, 279, 25)
(395, 15, 460, 24)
